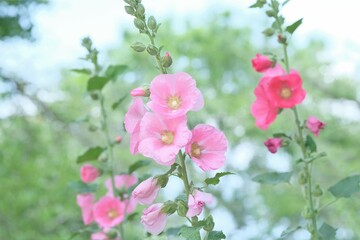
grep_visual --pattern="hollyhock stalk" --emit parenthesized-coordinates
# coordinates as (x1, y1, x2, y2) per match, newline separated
(270, 0, 319, 236)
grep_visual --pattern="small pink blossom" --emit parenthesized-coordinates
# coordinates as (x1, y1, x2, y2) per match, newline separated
(186, 190, 214, 218)
(80, 164, 100, 183)
(141, 203, 168, 235)
(264, 138, 283, 153)
(124, 97, 147, 154)
(306, 116, 325, 137)
(251, 54, 273, 72)
(93, 196, 126, 231)
(185, 124, 227, 172)
(106, 174, 138, 213)
(76, 193, 95, 225)
(130, 87, 146, 97)
(132, 177, 160, 205)
(147, 72, 204, 118)
(138, 112, 192, 166)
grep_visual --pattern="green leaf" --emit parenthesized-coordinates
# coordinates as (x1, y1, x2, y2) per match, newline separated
(319, 223, 337, 240)
(280, 226, 301, 239)
(305, 135, 317, 153)
(249, 0, 266, 8)
(128, 159, 151, 173)
(87, 76, 110, 91)
(285, 18, 303, 34)
(208, 231, 226, 240)
(205, 172, 234, 186)
(112, 95, 127, 110)
(166, 227, 182, 236)
(105, 65, 127, 80)
(126, 212, 139, 221)
(68, 181, 97, 193)
(77, 146, 105, 164)
(178, 226, 201, 240)
(282, 0, 291, 6)
(328, 175, 360, 198)
(252, 171, 292, 185)
(71, 68, 92, 75)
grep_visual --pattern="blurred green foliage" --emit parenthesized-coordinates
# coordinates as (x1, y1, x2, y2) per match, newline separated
(0, 7, 359, 240)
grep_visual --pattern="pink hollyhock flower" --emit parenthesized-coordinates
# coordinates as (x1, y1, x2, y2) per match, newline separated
(251, 54, 273, 72)
(76, 193, 95, 225)
(186, 190, 214, 218)
(250, 83, 279, 130)
(185, 124, 227, 172)
(306, 116, 325, 137)
(93, 196, 126, 231)
(106, 174, 138, 213)
(132, 177, 160, 205)
(141, 203, 168, 235)
(124, 97, 147, 154)
(138, 112, 192, 166)
(147, 72, 204, 118)
(266, 70, 306, 108)
(264, 138, 283, 153)
(80, 164, 100, 183)
(91, 232, 121, 240)
(130, 87, 146, 97)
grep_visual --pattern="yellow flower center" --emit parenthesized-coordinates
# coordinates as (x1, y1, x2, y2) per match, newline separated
(191, 143, 202, 158)
(167, 96, 181, 110)
(161, 131, 174, 145)
(107, 209, 118, 219)
(280, 87, 292, 99)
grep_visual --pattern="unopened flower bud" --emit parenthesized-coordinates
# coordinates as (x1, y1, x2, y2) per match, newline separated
(204, 215, 215, 232)
(146, 44, 158, 56)
(302, 206, 312, 219)
(298, 171, 307, 185)
(90, 92, 99, 100)
(161, 201, 177, 215)
(162, 52, 172, 68)
(147, 16, 157, 31)
(306, 222, 314, 233)
(134, 18, 145, 30)
(277, 34, 287, 44)
(136, 3, 145, 16)
(259, 0, 267, 3)
(265, 10, 276, 17)
(313, 184, 323, 197)
(116, 136, 122, 143)
(176, 200, 188, 217)
(106, 230, 118, 239)
(130, 87, 146, 97)
(124, 5, 135, 15)
(131, 42, 146, 52)
(262, 28, 275, 37)
(88, 124, 98, 132)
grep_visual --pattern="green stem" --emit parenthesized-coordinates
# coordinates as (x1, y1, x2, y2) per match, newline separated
(178, 151, 191, 197)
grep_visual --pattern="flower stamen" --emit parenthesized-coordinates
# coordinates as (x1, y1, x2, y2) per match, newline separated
(167, 96, 181, 110)
(107, 209, 118, 219)
(191, 143, 202, 158)
(161, 131, 174, 145)
(280, 87, 292, 99)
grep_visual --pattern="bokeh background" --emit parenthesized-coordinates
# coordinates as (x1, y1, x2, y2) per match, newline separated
(0, 0, 359, 239)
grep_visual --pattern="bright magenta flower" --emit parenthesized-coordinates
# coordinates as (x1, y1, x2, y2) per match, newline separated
(105, 174, 138, 213)
(124, 97, 147, 154)
(147, 72, 204, 118)
(185, 124, 227, 172)
(306, 116, 325, 137)
(93, 196, 126, 231)
(186, 190, 213, 218)
(264, 138, 283, 153)
(76, 193, 95, 225)
(141, 203, 168, 235)
(251, 54, 273, 72)
(80, 164, 100, 183)
(138, 112, 192, 166)
(132, 177, 160, 205)
(266, 70, 306, 108)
